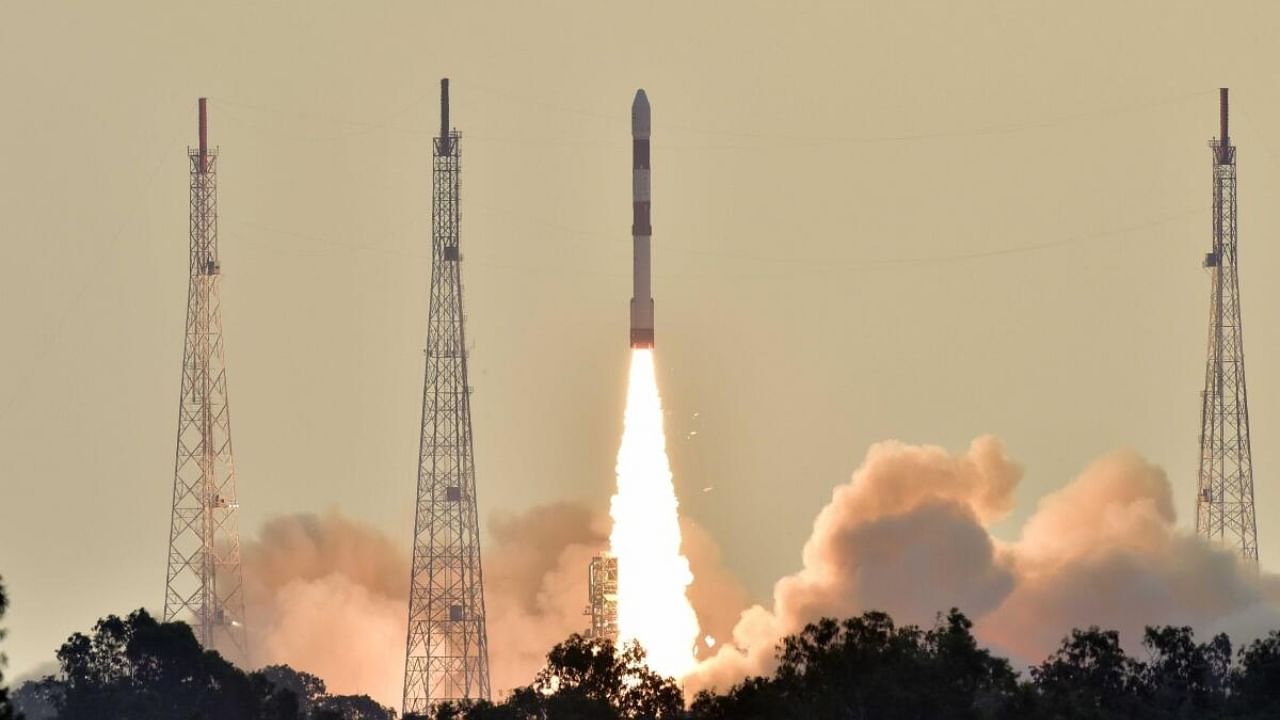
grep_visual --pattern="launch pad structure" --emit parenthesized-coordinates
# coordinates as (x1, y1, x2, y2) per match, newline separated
(402, 79, 492, 714)
(1195, 88, 1260, 566)
(162, 99, 248, 657)
(585, 554, 619, 642)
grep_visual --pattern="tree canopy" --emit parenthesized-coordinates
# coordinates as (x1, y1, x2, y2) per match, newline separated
(11, 608, 394, 720)
(691, 611, 1277, 720)
(7, 602, 1280, 720)
(424, 634, 682, 720)
(692, 609, 1021, 720)
(0, 576, 16, 720)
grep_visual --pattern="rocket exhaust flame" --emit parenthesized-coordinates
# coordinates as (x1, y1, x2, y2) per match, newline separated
(609, 349, 700, 679)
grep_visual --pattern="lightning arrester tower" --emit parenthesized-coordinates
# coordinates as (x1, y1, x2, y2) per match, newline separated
(403, 79, 492, 714)
(1195, 88, 1260, 565)
(163, 98, 248, 656)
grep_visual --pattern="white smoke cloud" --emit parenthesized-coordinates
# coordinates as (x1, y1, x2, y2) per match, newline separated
(242, 512, 408, 707)
(234, 437, 1280, 705)
(240, 504, 615, 705)
(686, 437, 1280, 694)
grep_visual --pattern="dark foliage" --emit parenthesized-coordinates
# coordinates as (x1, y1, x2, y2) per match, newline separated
(430, 634, 682, 720)
(1230, 630, 1280, 719)
(49, 608, 291, 720)
(692, 609, 1019, 720)
(8, 608, 394, 720)
(10, 678, 60, 720)
(0, 577, 15, 720)
(1030, 626, 1144, 718)
(257, 664, 327, 716)
(694, 610, 1280, 720)
(312, 694, 396, 720)
(6, 600, 1280, 720)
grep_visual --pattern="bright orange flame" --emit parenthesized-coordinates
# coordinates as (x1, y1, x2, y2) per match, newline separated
(609, 349, 700, 679)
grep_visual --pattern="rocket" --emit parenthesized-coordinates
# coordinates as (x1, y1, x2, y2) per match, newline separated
(630, 89, 654, 348)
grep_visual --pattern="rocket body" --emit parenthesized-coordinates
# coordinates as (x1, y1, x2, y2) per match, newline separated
(630, 89, 654, 348)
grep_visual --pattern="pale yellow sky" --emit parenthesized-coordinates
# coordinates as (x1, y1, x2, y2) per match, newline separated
(3, 0, 1280, 679)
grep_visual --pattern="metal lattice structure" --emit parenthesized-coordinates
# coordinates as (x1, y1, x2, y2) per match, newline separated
(163, 98, 248, 657)
(584, 554, 619, 642)
(403, 79, 491, 715)
(1195, 88, 1259, 566)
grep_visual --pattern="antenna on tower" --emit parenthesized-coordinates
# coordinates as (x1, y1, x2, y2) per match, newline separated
(198, 98, 208, 173)
(439, 78, 451, 154)
(403, 79, 491, 714)
(164, 99, 248, 658)
(1219, 88, 1230, 163)
(1195, 86, 1259, 565)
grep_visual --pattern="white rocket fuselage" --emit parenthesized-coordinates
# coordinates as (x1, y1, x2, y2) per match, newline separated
(630, 89, 654, 349)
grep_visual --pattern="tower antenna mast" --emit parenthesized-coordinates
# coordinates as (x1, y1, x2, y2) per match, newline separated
(1195, 88, 1260, 565)
(403, 78, 492, 714)
(163, 99, 248, 656)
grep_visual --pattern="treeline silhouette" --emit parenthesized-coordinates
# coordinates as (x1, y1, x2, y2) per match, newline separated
(3, 596, 1280, 719)
(425, 609, 1280, 720)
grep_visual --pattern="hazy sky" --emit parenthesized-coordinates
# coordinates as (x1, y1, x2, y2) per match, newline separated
(3, 1, 1280, 679)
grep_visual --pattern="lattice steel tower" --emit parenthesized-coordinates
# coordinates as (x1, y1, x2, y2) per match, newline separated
(163, 98, 248, 656)
(1195, 88, 1260, 565)
(403, 79, 491, 714)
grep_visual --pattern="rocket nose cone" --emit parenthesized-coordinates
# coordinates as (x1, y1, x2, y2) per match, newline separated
(632, 89, 651, 137)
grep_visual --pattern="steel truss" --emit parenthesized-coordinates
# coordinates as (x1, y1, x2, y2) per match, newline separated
(163, 100, 248, 657)
(403, 80, 492, 715)
(1196, 88, 1260, 565)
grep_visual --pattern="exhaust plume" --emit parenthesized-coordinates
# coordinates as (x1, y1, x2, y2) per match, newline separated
(241, 504, 619, 704)
(610, 349, 701, 679)
(237, 437, 1279, 705)
(687, 437, 1280, 693)
(484, 503, 610, 695)
(242, 512, 408, 707)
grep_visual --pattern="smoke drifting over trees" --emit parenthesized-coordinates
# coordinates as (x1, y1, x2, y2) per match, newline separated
(238, 502, 750, 704)
(8, 436, 1280, 717)
(223, 435, 1280, 707)
(242, 512, 409, 706)
(688, 436, 1280, 693)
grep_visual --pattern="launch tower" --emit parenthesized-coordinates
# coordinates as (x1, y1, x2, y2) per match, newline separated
(1195, 88, 1260, 565)
(163, 99, 248, 656)
(584, 554, 619, 642)
(403, 79, 492, 713)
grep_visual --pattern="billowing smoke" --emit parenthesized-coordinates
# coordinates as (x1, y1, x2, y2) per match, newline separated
(237, 437, 1280, 705)
(242, 512, 409, 707)
(481, 503, 749, 691)
(687, 436, 1280, 693)
(483, 502, 609, 695)
(238, 502, 748, 705)
(240, 504, 616, 705)
(680, 518, 751, 659)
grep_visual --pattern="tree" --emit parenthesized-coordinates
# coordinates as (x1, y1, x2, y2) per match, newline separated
(10, 678, 61, 720)
(689, 676, 792, 720)
(1231, 629, 1280, 719)
(257, 664, 327, 716)
(920, 609, 1020, 719)
(693, 609, 1018, 720)
(1137, 625, 1231, 718)
(1029, 627, 1142, 719)
(529, 635, 682, 719)
(50, 608, 298, 720)
(312, 694, 396, 720)
(0, 576, 16, 720)
(432, 635, 682, 720)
